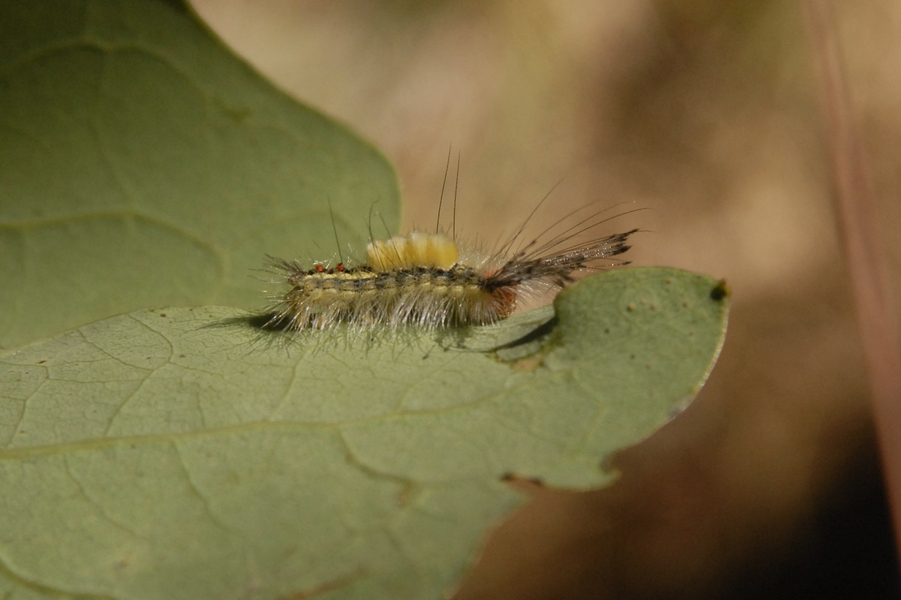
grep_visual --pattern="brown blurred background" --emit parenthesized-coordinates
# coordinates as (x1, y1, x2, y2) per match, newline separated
(190, 1, 900, 598)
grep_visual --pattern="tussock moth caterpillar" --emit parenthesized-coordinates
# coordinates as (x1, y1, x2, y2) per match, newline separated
(261, 166, 638, 332)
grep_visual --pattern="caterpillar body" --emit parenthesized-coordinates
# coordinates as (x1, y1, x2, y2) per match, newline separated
(262, 215, 638, 332)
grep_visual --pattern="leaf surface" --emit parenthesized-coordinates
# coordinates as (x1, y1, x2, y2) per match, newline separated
(0, 268, 729, 600)
(0, 0, 400, 348)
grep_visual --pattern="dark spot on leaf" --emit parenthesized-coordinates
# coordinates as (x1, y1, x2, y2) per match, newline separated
(710, 279, 729, 301)
(396, 483, 418, 507)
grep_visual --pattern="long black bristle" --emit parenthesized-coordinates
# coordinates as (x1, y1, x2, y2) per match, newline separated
(481, 228, 638, 292)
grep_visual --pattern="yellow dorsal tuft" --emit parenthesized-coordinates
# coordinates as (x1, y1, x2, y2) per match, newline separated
(366, 232, 458, 270)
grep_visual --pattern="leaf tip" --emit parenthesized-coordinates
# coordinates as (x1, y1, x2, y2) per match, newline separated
(710, 279, 730, 301)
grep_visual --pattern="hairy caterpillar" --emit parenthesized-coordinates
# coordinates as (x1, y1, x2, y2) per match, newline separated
(260, 199, 638, 333)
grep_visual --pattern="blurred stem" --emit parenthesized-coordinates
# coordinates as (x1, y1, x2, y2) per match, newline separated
(802, 0, 901, 568)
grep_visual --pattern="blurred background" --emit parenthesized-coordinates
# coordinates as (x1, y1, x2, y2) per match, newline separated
(189, 0, 900, 598)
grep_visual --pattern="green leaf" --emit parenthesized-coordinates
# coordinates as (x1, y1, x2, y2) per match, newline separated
(0, 0, 400, 348)
(0, 268, 729, 600)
